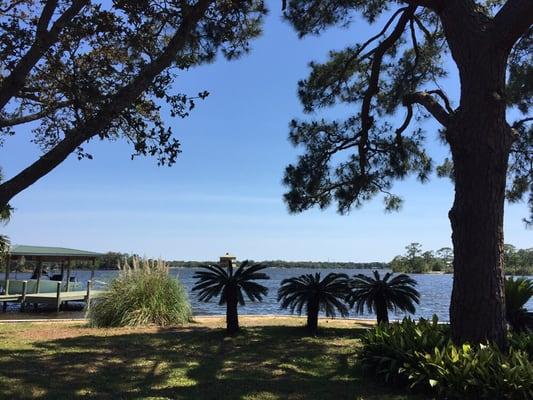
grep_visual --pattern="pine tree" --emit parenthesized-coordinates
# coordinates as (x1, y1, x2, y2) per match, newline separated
(282, 0, 532, 347)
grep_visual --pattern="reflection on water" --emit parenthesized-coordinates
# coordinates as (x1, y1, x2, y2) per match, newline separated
(2, 268, 532, 322)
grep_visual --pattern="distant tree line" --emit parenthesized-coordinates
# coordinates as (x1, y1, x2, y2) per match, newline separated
(95, 256, 389, 270)
(170, 260, 388, 270)
(6, 248, 531, 276)
(391, 243, 533, 275)
(504, 245, 533, 276)
(390, 243, 453, 274)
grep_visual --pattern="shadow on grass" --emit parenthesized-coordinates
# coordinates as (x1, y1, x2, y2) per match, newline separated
(0, 324, 417, 400)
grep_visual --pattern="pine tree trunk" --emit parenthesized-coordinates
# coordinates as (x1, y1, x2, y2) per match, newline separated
(447, 47, 513, 348)
(307, 297, 319, 334)
(226, 290, 239, 335)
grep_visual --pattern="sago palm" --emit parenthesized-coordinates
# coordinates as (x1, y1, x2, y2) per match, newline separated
(347, 271, 420, 324)
(505, 277, 533, 333)
(192, 260, 269, 334)
(277, 272, 349, 333)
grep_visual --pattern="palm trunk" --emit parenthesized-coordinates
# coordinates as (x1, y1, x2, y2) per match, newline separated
(226, 292, 239, 335)
(307, 297, 319, 334)
(375, 298, 389, 325)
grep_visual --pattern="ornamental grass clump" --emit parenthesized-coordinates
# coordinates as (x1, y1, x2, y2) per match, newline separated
(89, 257, 192, 327)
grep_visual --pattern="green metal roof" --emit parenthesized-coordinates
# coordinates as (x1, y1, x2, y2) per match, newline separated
(9, 245, 102, 258)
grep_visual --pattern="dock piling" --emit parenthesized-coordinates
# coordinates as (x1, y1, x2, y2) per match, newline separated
(2, 279, 9, 312)
(21, 280, 27, 311)
(86, 280, 92, 311)
(55, 281, 62, 312)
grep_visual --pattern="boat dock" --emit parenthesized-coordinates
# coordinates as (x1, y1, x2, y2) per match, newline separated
(1, 280, 105, 312)
(1, 245, 106, 312)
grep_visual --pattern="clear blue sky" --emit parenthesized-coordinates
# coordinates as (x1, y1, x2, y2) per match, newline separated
(1, 3, 531, 261)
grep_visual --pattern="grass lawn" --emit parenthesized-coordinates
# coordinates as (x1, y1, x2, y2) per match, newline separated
(0, 316, 423, 400)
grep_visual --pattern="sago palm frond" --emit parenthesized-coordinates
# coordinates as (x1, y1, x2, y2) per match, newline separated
(347, 271, 420, 323)
(192, 260, 269, 306)
(505, 277, 533, 332)
(277, 272, 350, 318)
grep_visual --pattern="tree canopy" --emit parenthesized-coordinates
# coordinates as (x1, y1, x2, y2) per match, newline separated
(0, 0, 267, 207)
(390, 242, 453, 273)
(282, 0, 532, 221)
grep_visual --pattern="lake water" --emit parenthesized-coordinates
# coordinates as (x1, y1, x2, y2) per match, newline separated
(3, 268, 532, 321)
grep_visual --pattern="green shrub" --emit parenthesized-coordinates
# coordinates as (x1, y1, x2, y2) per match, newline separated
(358, 315, 448, 384)
(358, 317, 533, 399)
(88, 257, 192, 327)
(406, 343, 532, 399)
(509, 332, 533, 360)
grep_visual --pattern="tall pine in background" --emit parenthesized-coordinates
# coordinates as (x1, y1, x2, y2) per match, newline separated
(282, 0, 532, 347)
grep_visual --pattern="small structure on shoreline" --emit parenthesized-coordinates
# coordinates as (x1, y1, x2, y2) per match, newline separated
(219, 252, 237, 270)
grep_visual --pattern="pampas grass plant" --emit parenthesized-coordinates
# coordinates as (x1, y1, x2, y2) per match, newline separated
(88, 257, 192, 327)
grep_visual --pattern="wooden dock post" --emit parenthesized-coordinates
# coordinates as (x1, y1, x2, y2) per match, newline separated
(3, 255, 10, 288)
(21, 280, 27, 311)
(2, 279, 9, 312)
(60, 261, 65, 282)
(85, 280, 92, 311)
(2, 254, 10, 312)
(35, 258, 43, 294)
(55, 281, 62, 312)
(66, 258, 71, 292)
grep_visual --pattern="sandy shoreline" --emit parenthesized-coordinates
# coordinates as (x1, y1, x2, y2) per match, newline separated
(0, 314, 377, 326)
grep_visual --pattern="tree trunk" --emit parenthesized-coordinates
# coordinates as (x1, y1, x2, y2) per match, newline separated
(226, 295, 239, 335)
(307, 297, 319, 334)
(447, 46, 513, 348)
(0, 130, 89, 208)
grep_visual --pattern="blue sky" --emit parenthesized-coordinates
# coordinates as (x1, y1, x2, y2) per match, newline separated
(1, 3, 531, 261)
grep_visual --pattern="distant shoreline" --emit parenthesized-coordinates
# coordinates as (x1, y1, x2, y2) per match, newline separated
(8, 266, 533, 276)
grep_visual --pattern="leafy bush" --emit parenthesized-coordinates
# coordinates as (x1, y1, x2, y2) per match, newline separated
(505, 277, 533, 332)
(358, 317, 533, 399)
(89, 257, 192, 327)
(509, 332, 533, 360)
(358, 316, 448, 384)
(406, 343, 532, 399)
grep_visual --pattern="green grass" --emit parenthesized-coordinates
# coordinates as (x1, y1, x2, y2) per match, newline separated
(0, 319, 423, 400)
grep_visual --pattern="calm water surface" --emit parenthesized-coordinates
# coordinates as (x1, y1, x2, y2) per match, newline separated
(4, 268, 532, 322)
